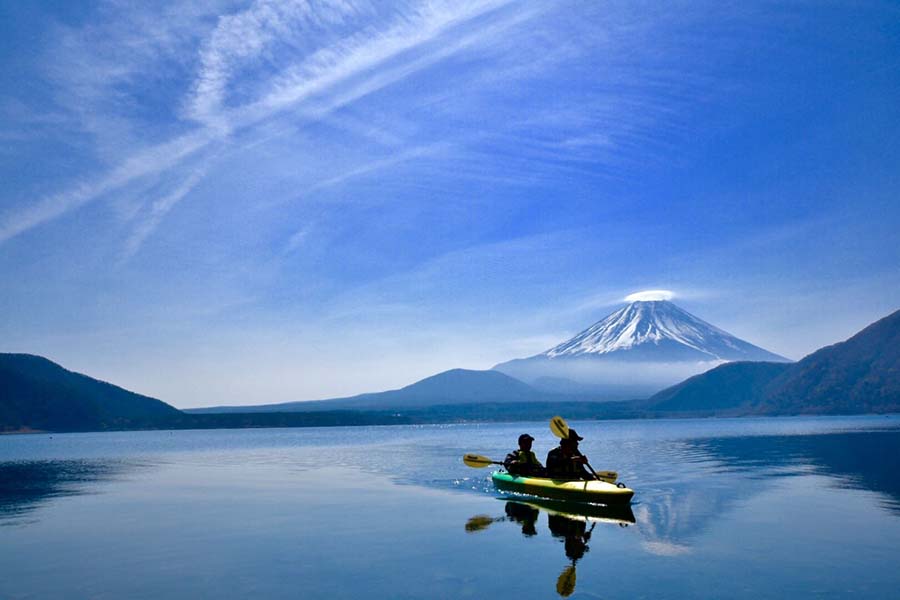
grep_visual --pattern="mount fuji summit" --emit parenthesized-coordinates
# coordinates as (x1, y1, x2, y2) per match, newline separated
(493, 298, 790, 398)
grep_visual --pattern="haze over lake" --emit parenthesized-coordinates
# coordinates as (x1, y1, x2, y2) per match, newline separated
(3, 416, 899, 599)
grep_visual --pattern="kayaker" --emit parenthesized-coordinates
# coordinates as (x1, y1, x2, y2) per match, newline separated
(504, 433, 546, 476)
(545, 429, 592, 480)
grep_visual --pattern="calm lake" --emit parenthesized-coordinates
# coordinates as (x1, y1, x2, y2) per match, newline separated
(3, 415, 900, 599)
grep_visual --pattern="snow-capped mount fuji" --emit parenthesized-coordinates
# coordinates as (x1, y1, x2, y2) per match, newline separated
(493, 299, 790, 398)
(542, 300, 788, 362)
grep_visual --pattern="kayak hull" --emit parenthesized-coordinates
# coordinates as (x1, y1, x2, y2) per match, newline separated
(491, 471, 634, 505)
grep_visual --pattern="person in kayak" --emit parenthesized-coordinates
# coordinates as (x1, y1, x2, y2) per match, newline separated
(504, 433, 546, 476)
(545, 429, 592, 480)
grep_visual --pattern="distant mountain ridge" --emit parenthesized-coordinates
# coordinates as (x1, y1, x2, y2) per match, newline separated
(3, 308, 898, 431)
(187, 368, 553, 413)
(646, 309, 900, 415)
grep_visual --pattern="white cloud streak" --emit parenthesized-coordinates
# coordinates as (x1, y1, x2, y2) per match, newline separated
(0, 130, 212, 244)
(302, 142, 448, 195)
(120, 166, 210, 262)
(187, 0, 367, 129)
(1, 0, 524, 248)
(232, 0, 517, 126)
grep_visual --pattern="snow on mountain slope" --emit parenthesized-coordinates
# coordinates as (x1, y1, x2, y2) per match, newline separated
(492, 299, 789, 395)
(542, 300, 787, 362)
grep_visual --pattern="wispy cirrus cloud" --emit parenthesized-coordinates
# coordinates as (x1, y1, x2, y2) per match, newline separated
(0, 130, 213, 244)
(1, 0, 529, 253)
(186, 0, 367, 129)
(301, 142, 448, 196)
(231, 0, 520, 126)
(119, 164, 211, 263)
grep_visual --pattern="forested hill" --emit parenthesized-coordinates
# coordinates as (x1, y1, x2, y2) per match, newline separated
(0, 354, 181, 432)
(645, 309, 900, 415)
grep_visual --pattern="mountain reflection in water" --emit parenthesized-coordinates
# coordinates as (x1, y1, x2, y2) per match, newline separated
(692, 429, 900, 512)
(632, 427, 900, 554)
(0, 459, 137, 524)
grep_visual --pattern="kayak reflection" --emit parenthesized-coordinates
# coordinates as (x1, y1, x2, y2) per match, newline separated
(517, 496, 636, 525)
(505, 500, 539, 536)
(531, 497, 635, 596)
(466, 497, 634, 597)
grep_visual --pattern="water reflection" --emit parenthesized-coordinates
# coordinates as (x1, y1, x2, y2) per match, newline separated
(693, 429, 900, 512)
(468, 427, 900, 577)
(0, 459, 134, 525)
(548, 514, 590, 597)
(505, 501, 539, 536)
(467, 498, 635, 597)
(634, 428, 900, 554)
(632, 482, 741, 556)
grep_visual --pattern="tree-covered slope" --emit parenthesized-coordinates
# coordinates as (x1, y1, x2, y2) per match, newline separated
(0, 354, 181, 432)
(646, 309, 900, 415)
(645, 362, 792, 414)
(759, 309, 900, 414)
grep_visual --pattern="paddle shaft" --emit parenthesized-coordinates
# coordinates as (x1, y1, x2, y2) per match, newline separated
(575, 450, 602, 481)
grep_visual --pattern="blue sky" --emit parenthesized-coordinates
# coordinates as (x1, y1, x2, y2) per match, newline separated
(1, 1, 899, 408)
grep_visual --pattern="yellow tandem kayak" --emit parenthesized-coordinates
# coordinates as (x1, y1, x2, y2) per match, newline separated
(491, 471, 634, 505)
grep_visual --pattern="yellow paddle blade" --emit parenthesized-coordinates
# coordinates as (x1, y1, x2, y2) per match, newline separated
(465, 515, 495, 532)
(463, 453, 495, 468)
(556, 565, 577, 597)
(594, 470, 618, 483)
(550, 415, 569, 439)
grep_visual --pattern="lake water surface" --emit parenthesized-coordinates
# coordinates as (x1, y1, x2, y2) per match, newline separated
(3, 416, 900, 599)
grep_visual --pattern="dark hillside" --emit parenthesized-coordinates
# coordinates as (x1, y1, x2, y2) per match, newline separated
(646, 309, 900, 416)
(0, 354, 180, 432)
(645, 362, 791, 414)
(760, 309, 900, 414)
